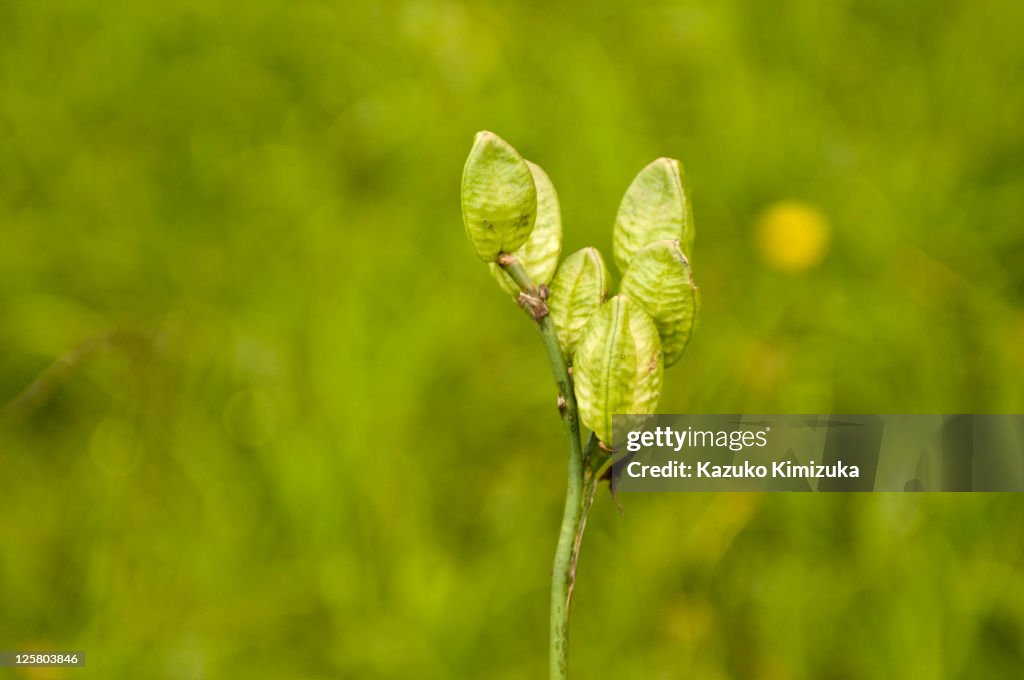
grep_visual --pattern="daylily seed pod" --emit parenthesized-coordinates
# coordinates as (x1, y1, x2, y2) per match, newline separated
(619, 239, 700, 368)
(461, 131, 537, 262)
(612, 157, 694, 272)
(489, 161, 563, 294)
(547, 247, 610, 358)
(573, 295, 663, 447)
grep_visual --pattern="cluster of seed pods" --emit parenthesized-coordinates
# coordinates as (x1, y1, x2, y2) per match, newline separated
(462, 131, 699, 448)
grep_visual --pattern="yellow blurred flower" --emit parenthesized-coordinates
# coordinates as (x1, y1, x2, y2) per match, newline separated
(756, 201, 830, 272)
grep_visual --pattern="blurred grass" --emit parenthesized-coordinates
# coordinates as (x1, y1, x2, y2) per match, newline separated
(1, 0, 1023, 678)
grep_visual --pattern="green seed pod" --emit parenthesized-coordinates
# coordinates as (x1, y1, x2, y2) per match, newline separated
(489, 161, 562, 294)
(461, 131, 537, 262)
(547, 247, 610, 358)
(620, 239, 699, 368)
(612, 158, 694, 273)
(574, 295, 663, 447)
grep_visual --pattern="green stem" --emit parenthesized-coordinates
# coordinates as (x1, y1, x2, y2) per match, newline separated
(569, 434, 603, 598)
(498, 255, 586, 680)
(547, 343, 584, 680)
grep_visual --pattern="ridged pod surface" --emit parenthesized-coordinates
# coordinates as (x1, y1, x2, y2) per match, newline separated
(612, 158, 694, 272)
(461, 131, 536, 262)
(489, 161, 562, 294)
(620, 240, 699, 367)
(574, 295, 663, 446)
(547, 248, 609, 358)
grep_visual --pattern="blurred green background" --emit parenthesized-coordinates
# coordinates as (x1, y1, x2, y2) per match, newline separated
(2, 0, 1023, 677)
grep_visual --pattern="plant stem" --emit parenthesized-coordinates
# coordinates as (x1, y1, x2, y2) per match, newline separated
(546, 343, 584, 680)
(498, 254, 586, 680)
